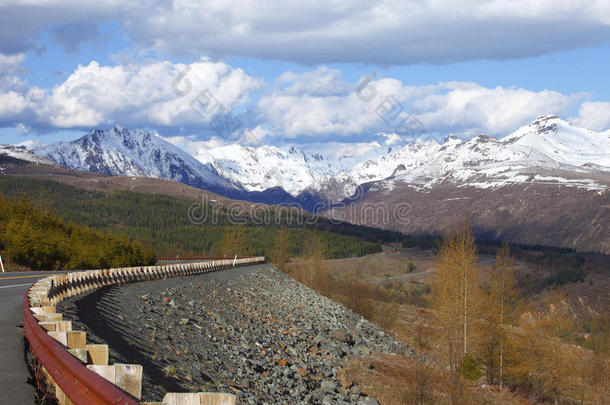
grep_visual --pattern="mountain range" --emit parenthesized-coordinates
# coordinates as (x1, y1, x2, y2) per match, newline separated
(25, 115, 610, 200)
(193, 115, 610, 201)
(2, 114, 609, 252)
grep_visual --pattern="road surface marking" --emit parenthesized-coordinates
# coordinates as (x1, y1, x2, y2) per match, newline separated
(0, 274, 47, 280)
(0, 283, 33, 289)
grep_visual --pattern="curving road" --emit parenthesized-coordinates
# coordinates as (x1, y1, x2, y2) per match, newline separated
(0, 271, 72, 404)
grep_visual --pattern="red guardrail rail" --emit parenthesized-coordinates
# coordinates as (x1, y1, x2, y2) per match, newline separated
(23, 290, 140, 405)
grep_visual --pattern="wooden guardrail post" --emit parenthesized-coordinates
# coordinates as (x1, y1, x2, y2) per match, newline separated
(86, 344, 109, 365)
(87, 364, 143, 400)
(161, 392, 237, 405)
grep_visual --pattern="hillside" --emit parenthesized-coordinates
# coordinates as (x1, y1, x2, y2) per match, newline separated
(0, 175, 399, 259)
(0, 195, 156, 271)
(324, 181, 610, 254)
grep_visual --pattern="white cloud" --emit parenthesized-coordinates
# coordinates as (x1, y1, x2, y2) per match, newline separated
(0, 52, 25, 75)
(163, 134, 224, 155)
(411, 82, 586, 137)
(276, 67, 348, 96)
(0, 91, 30, 120)
(573, 101, 610, 132)
(37, 58, 262, 128)
(1, 58, 609, 145)
(257, 71, 411, 138)
(15, 122, 29, 134)
(382, 133, 403, 146)
(164, 125, 273, 154)
(255, 70, 586, 140)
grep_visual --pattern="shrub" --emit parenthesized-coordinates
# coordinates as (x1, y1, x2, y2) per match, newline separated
(459, 355, 482, 381)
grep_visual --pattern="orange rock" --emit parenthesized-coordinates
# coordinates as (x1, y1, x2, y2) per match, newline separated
(297, 367, 307, 377)
(336, 368, 352, 390)
(278, 358, 287, 367)
(162, 297, 170, 303)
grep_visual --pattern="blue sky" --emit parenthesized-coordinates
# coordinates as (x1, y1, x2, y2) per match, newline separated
(1, 1, 610, 153)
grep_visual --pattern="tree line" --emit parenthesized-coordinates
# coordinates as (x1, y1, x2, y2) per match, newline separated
(0, 195, 156, 270)
(0, 177, 386, 261)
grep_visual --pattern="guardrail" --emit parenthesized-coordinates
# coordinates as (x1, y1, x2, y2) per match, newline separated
(24, 257, 266, 405)
(156, 257, 249, 262)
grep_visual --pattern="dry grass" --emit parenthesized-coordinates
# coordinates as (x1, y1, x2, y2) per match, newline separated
(338, 354, 526, 405)
(321, 248, 437, 283)
(280, 248, 609, 404)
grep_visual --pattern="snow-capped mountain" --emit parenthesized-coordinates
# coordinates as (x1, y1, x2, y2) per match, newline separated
(316, 116, 610, 254)
(324, 115, 610, 197)
(195, 144, 339, 196)
(13, 115, 610, 210)
(35, 125, 239, 194)
(0, 144, 58, 166)
(194, 115, 610, 201)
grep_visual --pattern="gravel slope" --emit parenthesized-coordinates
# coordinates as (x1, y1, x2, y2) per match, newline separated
(58, 264, 405, 404)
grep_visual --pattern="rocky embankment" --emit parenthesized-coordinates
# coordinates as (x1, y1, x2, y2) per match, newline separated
(58, 264, 405, 404)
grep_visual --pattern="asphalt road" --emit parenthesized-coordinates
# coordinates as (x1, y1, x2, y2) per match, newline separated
(0, 271, 72, 404)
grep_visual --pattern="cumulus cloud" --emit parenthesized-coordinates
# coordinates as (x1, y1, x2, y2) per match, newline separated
(1, 58, 609, 144)
(255, 70, 586, 141)
(257, 69, 413, 138)
(411, 82, 586, 137)
(162, 134, 221, 156)
(21, 58, 261, 129)
(573, 101, 610, 132)
(0, 52, 25, 75)
(0, 91, 30, 120)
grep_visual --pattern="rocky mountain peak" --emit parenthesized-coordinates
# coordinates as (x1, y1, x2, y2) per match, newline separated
(531, 114, 561, 134)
